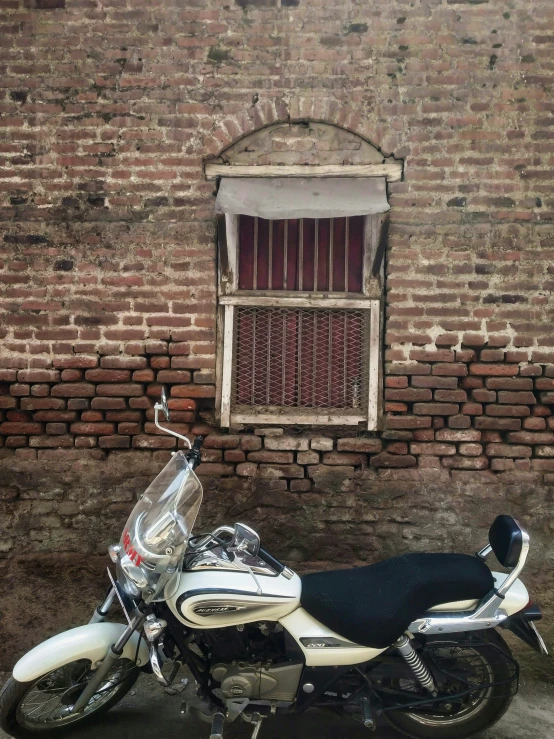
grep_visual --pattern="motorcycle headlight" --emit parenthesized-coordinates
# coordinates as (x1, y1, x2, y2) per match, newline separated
(120, 555, 149, 589)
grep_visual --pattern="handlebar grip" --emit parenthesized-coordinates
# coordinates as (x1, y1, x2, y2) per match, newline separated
(188, 435, 204, 470)
(258, 548, 285, 575)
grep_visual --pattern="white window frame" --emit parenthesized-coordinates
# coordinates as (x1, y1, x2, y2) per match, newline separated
(216, 200, 387, 430)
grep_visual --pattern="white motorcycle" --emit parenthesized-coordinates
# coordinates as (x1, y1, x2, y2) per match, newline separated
(1, 390, 548, 739)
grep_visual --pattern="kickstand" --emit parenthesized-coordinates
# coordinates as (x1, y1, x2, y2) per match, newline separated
(250, 712, 264, 739)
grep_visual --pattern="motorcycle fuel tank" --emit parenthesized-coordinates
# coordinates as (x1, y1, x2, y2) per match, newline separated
(167, 569, 302, 628)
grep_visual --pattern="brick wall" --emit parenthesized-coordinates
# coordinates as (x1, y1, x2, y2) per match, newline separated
(2, 0, 554, 666)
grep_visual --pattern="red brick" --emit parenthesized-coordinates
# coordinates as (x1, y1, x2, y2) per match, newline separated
(5, 436, 27, 448)
(85, 369, 132, 382)
(461, 377, 483, 389)
(540, 392, 554, 404)
(476, 417, 522, 431)
(100, 356, 147, 369)
(443, 456, 489, 470)
(21, 398, 65, 410)
(431, 363, 468, 376)
(470, 364, 519, 376)
(507, 431, 554, 444)
(224, 449, 246, 462)
(157, 370, 192, 383)
(413, 403, 459, 415)
(485, 377, 533, 390)
(53, 356, 98, 369)
(461, 402, 483, 415)
(498, 391, 536, 404)
(196, 463, 237, 477)
(385, 376, 408, 388)
(0, 422, 43, 434)
(96, 383, 143, 397)
(18, 369, 59, 382)
(29, 435, 74, 448)
(170, 385, 215, 398)
(385, 402, 408, 412)
(413, 429, 435, 441)
(412, 376, 458, 389)
(322, 451, 365, 466)
(462, 333, 487, 347)
(150, 356, 171, 369)
(370, 452, 417, 467)
(10, 384, 30, 397)
(387, 363, 431, 376)
(336, 438, 382, 453)
(45, 423, 68, 435)
(385, 388, 432, 402)
(61, 369, 83, 382)
(0, 370, 17, 381)
(204, 434, 240, 449)
(70, 422, 115, 435)
(436, 429, 481, 442)
(99, 435, 131, 449)
(486, 405, 531, 417)
(472, 389, 496, 402)
(133, 369, 155, 382)
(240, 436, 262, 451)
(486, 443, 532, 458)
(132, 435, 176, 449)
(435, 389, 467, 402)
(411, 442, 456, 456)
(520, 365, 542, 377)
(479, 350, 504, 362)
(409, 350, 454, 362)
(33, 411, 76, 422)
(248, 451, 293, 463)
(386, 415, 432, 429)
(531, 459, 554, 472)
(51, 383, 95, 397)
(81, 411, 103, 422)
(91, 397, 126, 410)
(524, 418, 546, 430)
(459, 442, 483, 456)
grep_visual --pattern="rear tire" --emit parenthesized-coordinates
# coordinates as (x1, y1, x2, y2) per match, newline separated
(0, 658, 139, 738)
(384, 630, 514, 739)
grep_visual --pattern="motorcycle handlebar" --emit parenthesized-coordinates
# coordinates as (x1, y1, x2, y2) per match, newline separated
(257, 547, 286, 575)
(187, 435, 204, 470)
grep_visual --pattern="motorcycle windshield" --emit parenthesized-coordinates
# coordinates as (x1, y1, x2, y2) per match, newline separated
(118, 451, 203, 601)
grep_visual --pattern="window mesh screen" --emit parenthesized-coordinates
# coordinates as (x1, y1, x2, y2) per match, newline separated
(233, 306, 369, 412)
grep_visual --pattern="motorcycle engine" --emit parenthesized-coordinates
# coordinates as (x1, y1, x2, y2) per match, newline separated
(211, 662, 303, 702)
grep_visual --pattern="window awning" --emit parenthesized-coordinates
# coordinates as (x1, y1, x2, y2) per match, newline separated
(215, 177, 390, 220)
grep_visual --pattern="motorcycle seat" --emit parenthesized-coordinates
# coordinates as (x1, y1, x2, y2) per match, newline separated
(300, 552, 494, 649)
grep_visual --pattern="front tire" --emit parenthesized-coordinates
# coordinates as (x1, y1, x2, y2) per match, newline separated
(0, 657, 139, 738)
(384, 630, 515, 739)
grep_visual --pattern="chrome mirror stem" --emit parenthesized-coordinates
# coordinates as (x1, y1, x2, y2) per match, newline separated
(154, 404, 191, 449)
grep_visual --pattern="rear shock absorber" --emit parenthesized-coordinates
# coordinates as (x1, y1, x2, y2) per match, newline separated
(394, 634, 438, 696)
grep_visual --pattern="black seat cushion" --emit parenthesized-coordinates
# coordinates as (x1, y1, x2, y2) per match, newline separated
(300, 553, 494, 649)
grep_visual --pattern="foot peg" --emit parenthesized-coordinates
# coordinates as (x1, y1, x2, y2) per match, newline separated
(360, 697, 375, 731)
(209, 711, 225, 739)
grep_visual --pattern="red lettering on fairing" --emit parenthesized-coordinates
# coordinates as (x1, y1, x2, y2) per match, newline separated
(122, 529, 143, 566)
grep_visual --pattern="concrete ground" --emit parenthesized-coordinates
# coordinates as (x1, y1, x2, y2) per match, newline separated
(1, 671, 553, 739)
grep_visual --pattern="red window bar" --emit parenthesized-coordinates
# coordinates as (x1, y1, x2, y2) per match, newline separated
(238, 215, 365, 293)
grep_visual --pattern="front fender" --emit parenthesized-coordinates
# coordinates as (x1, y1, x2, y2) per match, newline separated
(13, 623, 149, 683)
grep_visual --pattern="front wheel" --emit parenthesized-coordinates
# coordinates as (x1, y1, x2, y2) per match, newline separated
(0, 657, 139, 738)
(383, 630, 516, 739)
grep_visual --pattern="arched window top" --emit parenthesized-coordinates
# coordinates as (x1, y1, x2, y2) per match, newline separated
(206, 121, 402, 182)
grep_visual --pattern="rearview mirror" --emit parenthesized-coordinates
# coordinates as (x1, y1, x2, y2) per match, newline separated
(229, 523, 260, 557)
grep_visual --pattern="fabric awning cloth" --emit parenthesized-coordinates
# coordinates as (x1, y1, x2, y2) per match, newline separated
(215, 177, 390, 220)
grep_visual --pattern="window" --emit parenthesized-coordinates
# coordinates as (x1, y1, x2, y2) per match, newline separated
(215, 177, 389, 429)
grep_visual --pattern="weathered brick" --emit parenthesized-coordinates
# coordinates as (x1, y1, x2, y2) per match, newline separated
(385, 388, 432, 402)
(157, 370, 192, 383)
(51, 383, 95, 398)
(387, 363, 431, 376)
(18, 370, 59, 383)
(98, 435, 131, 449)
(29, 435, 74, 448)
(53, 356, 98, 369)
(0, 422, 43, 434)
(386, 415, 432, 429)
(310, 437, 334, 451)
(470, 364, 519, 376)
(70, 422, 115, 435)
(412, 376, 458, 389)
(240, 436, 262, 451)
(536, 446, 554, 457)
(410, 442, 456, 456)
(459, 443, 483, 456)
(132, 435, 176, 449)
(91, 397, 127, 410)
(203, 434, 240, 449)
(322, 451, 365, 466)
(486, 405, 531, 417)
(476, 417, 521, 431)
(236, 462, 258, 477)
(96, 383, 143, 397)
(259, 464, 304, 478)
(100, 356, 147, 370)
(413, 403, 459, 416)
(85, 369, 131, 382)
(196, 463, 235, 476)
(370, 452, 417, 468)
(486, 443, 532, 458)
(497, 390, 536, 404)
(435, 389, 467, 402)
(265, 436, 310, 451)
(248, 450, 293, 464)
(337, 438, 382, 453)
(443, 456, 489, 470)
(431, 363, 468, 377)
(507, 431, 554, 445)
(224, 449, 246, 462)
(436, 429, 481, 442)
(297, 450, 320, 465)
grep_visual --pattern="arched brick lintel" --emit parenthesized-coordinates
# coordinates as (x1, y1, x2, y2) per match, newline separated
(203, 97, 401, 162)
